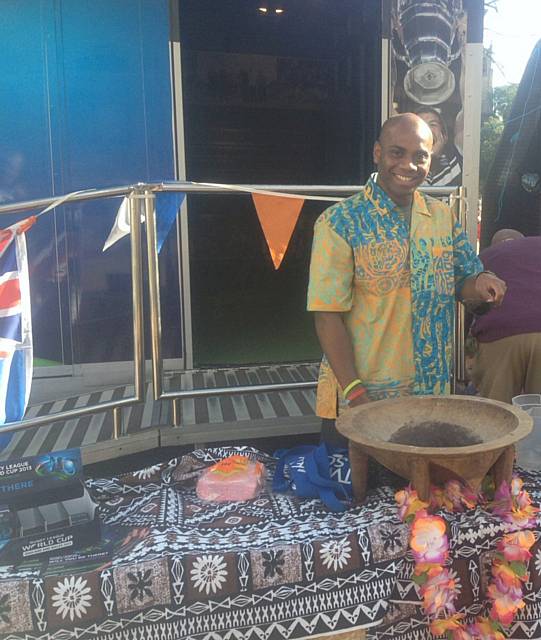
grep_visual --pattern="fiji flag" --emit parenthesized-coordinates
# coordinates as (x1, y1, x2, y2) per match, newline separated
(0, 217, 35, 438)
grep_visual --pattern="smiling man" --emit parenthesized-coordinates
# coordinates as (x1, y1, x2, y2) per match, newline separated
(307, 113, 506, 445)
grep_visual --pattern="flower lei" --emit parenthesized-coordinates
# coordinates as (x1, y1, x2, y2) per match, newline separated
(395, 476, 539, 639)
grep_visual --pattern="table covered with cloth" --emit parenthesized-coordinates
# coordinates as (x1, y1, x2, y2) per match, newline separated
(1, 446, 541, 640)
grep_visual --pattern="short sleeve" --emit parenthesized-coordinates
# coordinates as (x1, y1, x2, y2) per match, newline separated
(307, 215, 354, 312)
(453, 216, 483, 294)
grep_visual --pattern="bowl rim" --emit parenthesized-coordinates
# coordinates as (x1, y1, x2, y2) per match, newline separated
(336, 394, 533, 456)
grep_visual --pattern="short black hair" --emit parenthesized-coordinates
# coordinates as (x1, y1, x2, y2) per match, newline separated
(413, 106, 448, 138)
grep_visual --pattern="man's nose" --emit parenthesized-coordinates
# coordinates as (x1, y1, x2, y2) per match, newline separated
(400, 158, 418, 172)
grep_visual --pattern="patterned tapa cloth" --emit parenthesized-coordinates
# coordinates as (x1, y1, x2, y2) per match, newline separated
(307, 175, 482, 418)
(1, 447, 541, 640)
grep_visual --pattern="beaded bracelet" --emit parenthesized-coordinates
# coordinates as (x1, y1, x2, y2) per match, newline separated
(343, 378, 363, 398)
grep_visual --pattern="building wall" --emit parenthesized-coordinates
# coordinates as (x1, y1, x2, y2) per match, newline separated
(0, 0, 179, 365)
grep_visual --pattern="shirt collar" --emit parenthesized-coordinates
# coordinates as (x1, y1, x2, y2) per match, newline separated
(366, 173, 431, 217)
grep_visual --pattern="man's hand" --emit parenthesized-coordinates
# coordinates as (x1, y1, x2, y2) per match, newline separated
(347, 392, 371, 408)
(474, 272, 507, 306)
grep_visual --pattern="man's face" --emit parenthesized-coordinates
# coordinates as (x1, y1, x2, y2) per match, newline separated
(417, 111, 447, 156)
(373, 122, 432, 206)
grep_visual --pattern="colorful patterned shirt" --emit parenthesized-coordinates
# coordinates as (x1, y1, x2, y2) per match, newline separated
(307, 175, 482, 418)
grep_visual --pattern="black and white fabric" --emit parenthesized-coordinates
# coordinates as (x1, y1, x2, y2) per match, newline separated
(2, 447, 541, 640)
(0, 447, 403, 640)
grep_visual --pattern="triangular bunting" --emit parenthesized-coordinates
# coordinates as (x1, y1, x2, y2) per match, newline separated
(156, 192, 185, 252)
(103, 192, 185, 253)
(252, 193, 304, 269)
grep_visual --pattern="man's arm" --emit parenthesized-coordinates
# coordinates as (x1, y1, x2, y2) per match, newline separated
(449, 213, 506, 305)
(314, 312, 369, 407)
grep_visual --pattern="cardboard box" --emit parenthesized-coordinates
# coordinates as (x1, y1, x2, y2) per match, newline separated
(0, 485, 100, 564)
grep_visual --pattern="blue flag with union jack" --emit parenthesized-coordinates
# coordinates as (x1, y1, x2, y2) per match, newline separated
(0, 217, 34, 441)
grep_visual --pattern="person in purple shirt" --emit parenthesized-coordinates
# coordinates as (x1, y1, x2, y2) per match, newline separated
(471, 229, 541, 403)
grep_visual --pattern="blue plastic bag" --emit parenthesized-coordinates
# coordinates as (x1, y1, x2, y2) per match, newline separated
(272, 442, 352, 512)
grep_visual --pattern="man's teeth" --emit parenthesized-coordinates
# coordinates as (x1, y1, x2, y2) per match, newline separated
(395, 175, 415, 182)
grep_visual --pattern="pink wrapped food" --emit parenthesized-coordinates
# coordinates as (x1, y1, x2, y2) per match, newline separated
(196, 455, 266, 502)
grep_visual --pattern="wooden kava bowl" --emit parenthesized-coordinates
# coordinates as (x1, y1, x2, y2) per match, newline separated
(336, 395, 533, 502)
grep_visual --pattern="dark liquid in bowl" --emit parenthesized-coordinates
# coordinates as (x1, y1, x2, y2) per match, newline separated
(388, 421, 483, 447)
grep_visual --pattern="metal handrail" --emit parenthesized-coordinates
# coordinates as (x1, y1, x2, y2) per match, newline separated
(0, 181, 456, 215)
(0, 181, 461, 438)
(140, 183, 464, 425)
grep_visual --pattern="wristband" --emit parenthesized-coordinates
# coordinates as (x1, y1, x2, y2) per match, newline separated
(347, 386, 367, 404)
(343, 379, 363, 398)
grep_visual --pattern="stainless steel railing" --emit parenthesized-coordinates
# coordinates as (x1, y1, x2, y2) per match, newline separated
(0, 181, 465, 438)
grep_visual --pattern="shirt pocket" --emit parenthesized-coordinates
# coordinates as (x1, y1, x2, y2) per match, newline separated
(354, 238, 410, 296)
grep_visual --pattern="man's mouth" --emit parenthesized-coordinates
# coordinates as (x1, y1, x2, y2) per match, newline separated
(393, 174, 418, 184)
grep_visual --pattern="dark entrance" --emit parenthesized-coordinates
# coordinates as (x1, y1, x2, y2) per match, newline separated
(178, 0, 381, 366)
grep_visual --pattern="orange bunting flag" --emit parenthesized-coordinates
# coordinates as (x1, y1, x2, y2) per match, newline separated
(251, 193, 305, 269)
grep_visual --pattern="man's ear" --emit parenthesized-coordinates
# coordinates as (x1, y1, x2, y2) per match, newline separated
(373, 141, 381, 165)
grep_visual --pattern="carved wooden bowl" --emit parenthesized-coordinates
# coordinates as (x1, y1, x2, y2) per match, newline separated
(336, 395, 532, 502)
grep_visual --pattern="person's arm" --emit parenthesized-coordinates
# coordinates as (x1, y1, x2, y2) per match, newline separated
(459, 271, 507, 305)
(314, 312, 369, 407)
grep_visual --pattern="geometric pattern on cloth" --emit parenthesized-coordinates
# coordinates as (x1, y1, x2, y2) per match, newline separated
(2, 448, 541, 640)
(0, 447, 398, 639)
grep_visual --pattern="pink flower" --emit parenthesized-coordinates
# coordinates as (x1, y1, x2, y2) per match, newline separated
(492, 481, 513, 516)
(498, 530, 535, 563)
(420, 566, 457, 616)
(410, 514, 449, 566)
(488, 587, 525, 626)
(492, 480, 539, 529)
(488, 562, 525, 626)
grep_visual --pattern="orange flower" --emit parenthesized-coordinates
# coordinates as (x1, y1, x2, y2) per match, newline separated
(488, 586, 525, 626)
(420, 567, 457, 616)
(429, 612, 464, 636)
(395, 486, 429, 522)
(410, 514, 449, 566)
(492, 559, 525, 588)
(470, 616, 506, 639)
(498, 530, 535, 563)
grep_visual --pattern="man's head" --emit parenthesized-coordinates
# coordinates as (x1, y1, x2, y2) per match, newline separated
(415, 107, 448, 157)
(491, 228, 524, 246)
(373, 113, 433, 206)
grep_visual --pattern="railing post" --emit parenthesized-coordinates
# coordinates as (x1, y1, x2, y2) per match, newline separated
(172, 397, 181, 427)
(453, 186, 468, 392)
(113, 407, 122, 439)
(144, 190, 164, 400)
(128, 190, 145, 403)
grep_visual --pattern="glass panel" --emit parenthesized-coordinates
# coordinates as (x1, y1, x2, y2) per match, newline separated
(179, 0, 381, 366)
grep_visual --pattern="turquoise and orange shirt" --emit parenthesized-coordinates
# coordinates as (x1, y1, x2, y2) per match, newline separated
(307, 175, 482, 418)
